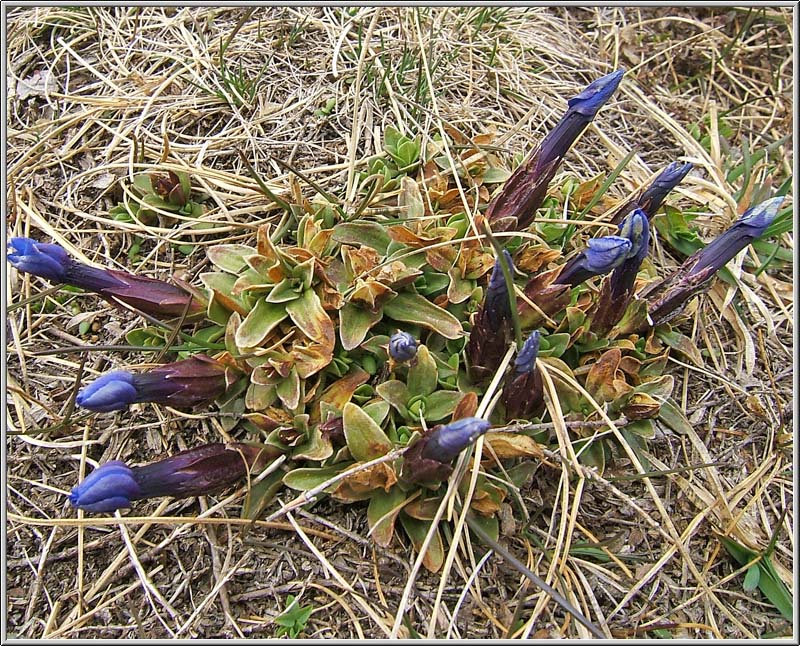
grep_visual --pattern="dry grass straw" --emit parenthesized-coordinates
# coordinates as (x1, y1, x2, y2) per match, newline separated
(5, 6, 793, 639)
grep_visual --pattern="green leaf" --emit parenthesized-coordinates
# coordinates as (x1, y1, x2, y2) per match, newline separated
(241, 468, 286, 522)
(407, 345, 438, 397)
(376, 380, 411, 417)
(467, 513, 499, 543)
(342, 402, 394, 461)
(332, 221, 391, 256)
(339, 302, 382, 350)
(285, 288, 334, 345)
(656, 329, 703, 366)
(654, 207, 703, 257)
(283, 464, 349, 491)
(720, 535, 793, 620)
(363, 400, 391, 426)
(399, 513, 444, 573)
(292, 424, 333, 461)
(200, 271, 249, 315)
(633, 375, 675, 401)
(276, 368, 301, 410)
(657, 397, 694, 435)
(482, 166, 511, 184)
(383, 292, 463, 339)
(422, 390, 462, 422)
(235, 298, 289, 348)
(538, 332, 570, 358)
(206, 244, 254, 273)
(265, 278, 302, 303)
(743, 564, 761, 592)
(367, 487, 407, 548)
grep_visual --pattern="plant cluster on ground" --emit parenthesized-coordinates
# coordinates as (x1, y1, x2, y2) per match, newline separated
(5, 6, 794, 639)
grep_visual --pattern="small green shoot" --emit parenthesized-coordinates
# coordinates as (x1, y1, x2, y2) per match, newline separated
(273, 594, 314, 638)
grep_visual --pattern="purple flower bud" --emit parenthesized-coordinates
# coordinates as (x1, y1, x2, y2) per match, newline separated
(637, 161, 693, 218)
(555, 235, 632, 286)
(487, 70, 624, 232)
(592, 209, 650, 335)
(691, 196, 783, 276)
(484, 250, 514, 328)
(75, 371, 139, 412)
(77, 356, 234, 412)
(68, 443, 275, 513)
(514, 330, 541, 374)
(502, 330, 544, 420)
(8, 237, 73, 283)
(131, 443, 269, 499)
(640, 196, 783, 329)
(420, 417, 492, 463)
(538, 69, 625, 168)
(7, 237, 204, 318)
(609, 161, 693, 225)
(68, 460, 141, 513)
(465, 251, 515, 381)
(388, 331, 419, 362)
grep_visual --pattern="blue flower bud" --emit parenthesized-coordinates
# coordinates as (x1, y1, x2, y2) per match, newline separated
(420, 417, 492, 463)
(692, 196, 783, 276)
(68, 460, 141, 513)
(76, 371, 139, 412)
(514, 330, 541, 374)
(487, 70, 623, 232)
(130, 443, 270, 499)
(641, 196, 784, 329)
(555, 236, 632, 286)
(8, 237, 72, 283)
(67, 443, 274, 513)
(566, 69, 626, 117)
(388, 331, 419, 362)
(7, 237, 204, 318)
(638, 161, 693, 217)
(484, 250, 514, 327)
(76, 356, 234, 413)
(592, 209, 651, 335)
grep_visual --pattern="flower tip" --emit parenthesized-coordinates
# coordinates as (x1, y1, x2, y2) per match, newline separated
(420, 416, 491, 462)
(7, 237, 71, 283)
(515, 330, 541, 373)
(69, 460, 140, 513)
(585, 235, 632, 271)
(489, 249, 514, 288)
(388, 331, 419, 362)
(741, 196, 783, 230)
(568, 69, 624, 116)
(76, 371, 138, 412)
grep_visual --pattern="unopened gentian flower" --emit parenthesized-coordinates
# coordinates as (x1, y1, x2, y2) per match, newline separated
(68, 460, 141, 513)
(553, 235, 632, 286)
(76, 355, 235, 412)
(484, 250, 515, 328)
(69, 443, 273, 513)
(466, 251, 515, 382)
(641, 196, 783, 328)
(592, 208, 650, 334)
(501, 330, 545, 420)
(7, 237, 204, 319)
(487, 69, 624, 232)
(388, 331, 419, 362)
(610, 161, 693, 225)
(401, 417, 492, 485)
(636, 161, 693, 218)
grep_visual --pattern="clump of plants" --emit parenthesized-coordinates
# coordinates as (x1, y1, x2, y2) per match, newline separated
(8, 68, 790, 572)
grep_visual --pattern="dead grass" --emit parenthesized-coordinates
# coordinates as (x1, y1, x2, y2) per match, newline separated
(5, 6, 794, 639)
